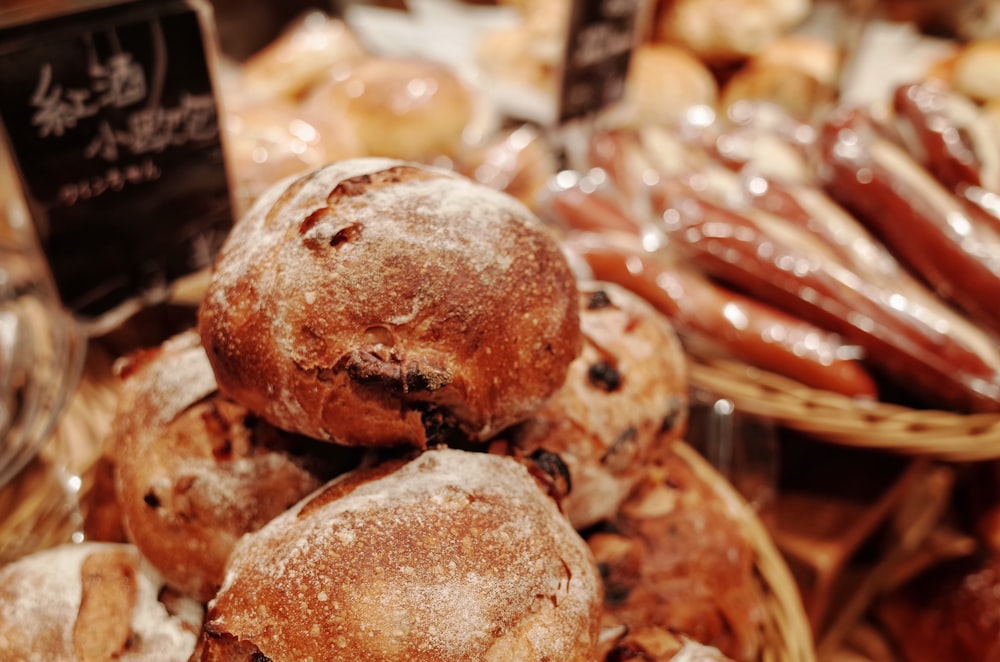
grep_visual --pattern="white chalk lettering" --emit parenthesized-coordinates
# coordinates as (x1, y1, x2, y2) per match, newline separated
(32, 51, 218, 160)
(89, 53, 146, 108)
(82, 93, 218, 161)
(30, 64, 98, 137)
(572, 23, 634, 68)
(57, 158, 161, 206)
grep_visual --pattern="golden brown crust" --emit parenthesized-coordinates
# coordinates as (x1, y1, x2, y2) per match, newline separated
(196, 449, 603, 662)
(508, 282, 688, 529)
(239, 12, 366, 103)
(622, 44, 719, 127)
(111, 330, 360, 602)
(302, 57, 474, 163)
(199, 158, 581, 449)
(0, 543, 202, 662)
(587, 451, 767, 662)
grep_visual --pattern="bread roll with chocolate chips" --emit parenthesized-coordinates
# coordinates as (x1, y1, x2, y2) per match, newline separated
(0, 542, 202, 661)
(111, 330, 361, 602)
(199, 158, 581, 449)
(195, 448, 603, 661)
(507, 282, 688, 529)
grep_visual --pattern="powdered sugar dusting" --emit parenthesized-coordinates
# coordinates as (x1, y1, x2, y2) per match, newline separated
(0, 543, 200, 661)
(211, 158, 544, 307)
(121, 331, 218, 429)
(168, 452, 313, 524)
(210, 158, 413, 293)
(211, 449, 601, 660)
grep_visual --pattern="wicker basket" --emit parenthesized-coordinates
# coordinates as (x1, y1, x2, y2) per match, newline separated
(0, 342, 120, 566)
(688, 356, 1000, 462)
(670, 441, 817, 662)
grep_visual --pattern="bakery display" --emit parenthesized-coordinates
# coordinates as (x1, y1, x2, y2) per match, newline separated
(0, 542, 202, 661)
(6, 127, 808, 659)
(196, 448, 603, 661)
(23, 1, 1000, 661)
(199, 157, 581, 449)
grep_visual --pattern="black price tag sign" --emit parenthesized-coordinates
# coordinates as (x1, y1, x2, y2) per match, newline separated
(557, 0, 644, 124)
(0, 0, 232, 325)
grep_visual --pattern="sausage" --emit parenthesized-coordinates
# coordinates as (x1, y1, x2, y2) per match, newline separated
(653, 177, 1000, 412)
(543, 180, 644, 237)
(891, 81, 1000, 235)
(545, 187, 879, 398)
(819, 108, 1000, 340)
(892, 81, 1000, 194)
(564, 232, 879, 399)
(745, 177, 1000, 378)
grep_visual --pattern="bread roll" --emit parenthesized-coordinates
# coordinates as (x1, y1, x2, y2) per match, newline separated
(223, 102, 363, 212)
(455, 124, 558, 210)
(111, 330, 360, 602)
(199, 158, 581, 449)
(655, 0, 812, 61)
(302, 57, 474, 163)
(239, 11, 365, 103)
(753, 35, 839, 87)
(195, 448, 603, 661)
(507, 282, 688, 529)
(621, 44, 719, 127)
(0, 542, 202, 661)
(720, 63, 832, 121)
(952, 39, 1000, 103)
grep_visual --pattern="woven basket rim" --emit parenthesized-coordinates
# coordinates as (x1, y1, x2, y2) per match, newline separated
(687, 356, 1000, 461)
(671, 441, 817, 662)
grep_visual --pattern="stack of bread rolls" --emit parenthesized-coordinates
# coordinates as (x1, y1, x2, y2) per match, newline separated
(0, 157, 784, 661)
